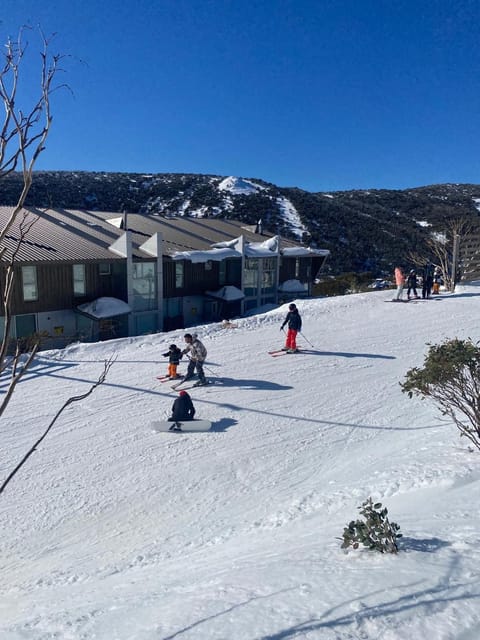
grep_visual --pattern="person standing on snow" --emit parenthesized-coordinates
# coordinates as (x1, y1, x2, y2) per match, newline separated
(182, 333, 208, 385)
(393, 266, 405, 301)
(432, 266, 442, 294)
(162, 344, 183, 379)
(406, 269, 418, 299)
(422, 263, 434, 299)
(280, 303, 302, 353)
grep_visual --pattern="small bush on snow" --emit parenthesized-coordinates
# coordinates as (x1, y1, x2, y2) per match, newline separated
(340, 498, 402, 554)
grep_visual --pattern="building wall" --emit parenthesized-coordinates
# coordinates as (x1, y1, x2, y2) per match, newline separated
(6, 261, 127, 316)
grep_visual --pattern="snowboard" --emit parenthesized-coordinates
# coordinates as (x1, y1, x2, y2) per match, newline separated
(151, 419, 212, 433)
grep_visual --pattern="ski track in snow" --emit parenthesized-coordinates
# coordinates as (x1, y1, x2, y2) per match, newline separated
(1, 288, 480, 638)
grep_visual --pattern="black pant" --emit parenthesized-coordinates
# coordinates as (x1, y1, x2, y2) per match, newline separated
(186, 359, 205, 382)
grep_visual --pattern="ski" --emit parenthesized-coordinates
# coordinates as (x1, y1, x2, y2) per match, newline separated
(171, 379, 190, 390)
(269, 349, 301, 357)
(170, 381, 211, 391)
(157, 374, 183, 383)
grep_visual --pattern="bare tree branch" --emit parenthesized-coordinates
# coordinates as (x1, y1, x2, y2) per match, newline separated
(406, 218, 477, 292)
(0, 27, 64, 414)
(0, 358, 116, 496)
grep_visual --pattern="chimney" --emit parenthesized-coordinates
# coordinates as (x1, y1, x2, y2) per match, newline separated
(121, 207, 128, 230)
(255, 218, 263, 235)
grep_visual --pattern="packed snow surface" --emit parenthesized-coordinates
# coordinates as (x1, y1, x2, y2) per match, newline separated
(1, 287, 480, 639)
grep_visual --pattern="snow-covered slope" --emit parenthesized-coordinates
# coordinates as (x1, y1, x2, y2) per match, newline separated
(1, 287, 480, 639)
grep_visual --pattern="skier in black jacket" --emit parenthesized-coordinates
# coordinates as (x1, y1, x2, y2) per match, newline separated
(406, 270, 418, 299)
(162, 344, 183, 379)
(280, 303, 302, 353)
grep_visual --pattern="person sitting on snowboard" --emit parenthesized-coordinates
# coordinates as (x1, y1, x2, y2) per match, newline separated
(280, 303, 302, 353)
(168, 390, 196, 423)
(182, 333, 208, 385)
(162, 344, 183, 379)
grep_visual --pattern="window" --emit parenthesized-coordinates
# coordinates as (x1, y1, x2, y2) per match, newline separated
(132, 262, 156, 311)
(175, 262, 184, 288)
(219, 261, 227, 285)
(73, 264, 86, 296)
(295, 258, 300, 279)
(205, 260, 212, 271)
(262, 257, 277, 294)
(15, 313, 37, 338)
(22, 266, 38, 301)
(244, 259, 258, 296)
(99, 263, 111, 276)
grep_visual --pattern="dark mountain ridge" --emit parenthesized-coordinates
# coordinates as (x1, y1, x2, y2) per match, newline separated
(1, 171, 479, 275)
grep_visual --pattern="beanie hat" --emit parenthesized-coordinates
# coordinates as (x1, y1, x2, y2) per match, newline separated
(169, 344, 177, 349)
(179, 390, 187, 396)
(289, 303, 296, 310)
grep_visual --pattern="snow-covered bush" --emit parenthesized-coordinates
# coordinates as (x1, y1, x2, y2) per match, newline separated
(340, 498, 402, 554)
(401, 337, 480, 451)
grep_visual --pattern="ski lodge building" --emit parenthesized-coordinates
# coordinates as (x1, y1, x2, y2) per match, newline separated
(0, 207, 329, 347)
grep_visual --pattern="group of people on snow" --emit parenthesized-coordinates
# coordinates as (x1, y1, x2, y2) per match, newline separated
(394, 264, 443, 301)
(164, 332, 208, 426)
(163, 303, 303, 427)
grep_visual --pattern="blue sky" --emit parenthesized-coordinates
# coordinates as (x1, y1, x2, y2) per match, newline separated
(2, 0, 480, 192)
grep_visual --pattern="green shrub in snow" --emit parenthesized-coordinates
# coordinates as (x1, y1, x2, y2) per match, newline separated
(340, 497, 402, 554)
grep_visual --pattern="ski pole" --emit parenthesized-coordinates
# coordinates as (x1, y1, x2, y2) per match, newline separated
(300, 331, 315, 348)
(185, 354, 218, 378)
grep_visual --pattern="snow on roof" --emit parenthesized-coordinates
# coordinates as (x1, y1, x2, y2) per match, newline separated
(245, 236, 279, 257)
(205, 285, 245, 301)
(281, 246, 330, 257)
(76, 297, 131, 319)
(217, 176, 264, 195)
(211, 237, 241, 250)
(171, 247, 241, 262)
(278, 279, 308, 292)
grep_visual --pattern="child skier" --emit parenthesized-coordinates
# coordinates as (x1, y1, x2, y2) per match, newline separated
(280, 303, 302, 353)
(162, 344, 183, 380)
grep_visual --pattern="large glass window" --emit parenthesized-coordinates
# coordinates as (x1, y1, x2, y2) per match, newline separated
(73, 264, 86, 296)
(132, 262, 156, 311)
(175, 262, 184, 288)
(262, 257, 277, 294)
(244, 258, 258, 296)
(22, 266, 38, 301)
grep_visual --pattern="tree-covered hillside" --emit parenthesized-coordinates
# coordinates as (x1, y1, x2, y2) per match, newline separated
(1, 171, 479, 275)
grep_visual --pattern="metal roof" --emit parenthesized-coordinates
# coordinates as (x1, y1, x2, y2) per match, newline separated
(0, 207, 308, 264)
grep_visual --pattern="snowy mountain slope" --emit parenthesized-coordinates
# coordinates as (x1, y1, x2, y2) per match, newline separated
(2, 172, 480, 274)
(1, 288, 480, 639)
